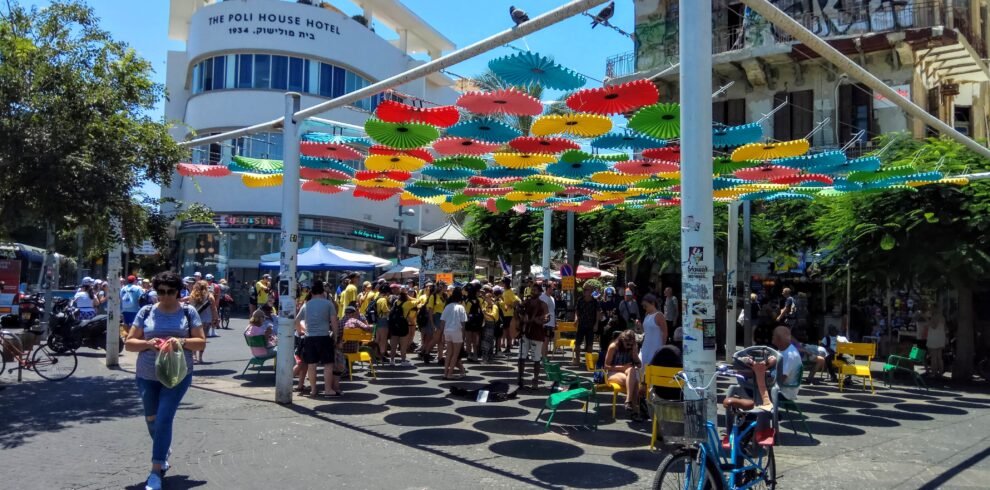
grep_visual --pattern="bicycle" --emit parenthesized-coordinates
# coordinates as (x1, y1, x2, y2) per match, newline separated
(219, 304, 231, 330)
(1, 329, 78, 382)
(652, 346, 780, 490)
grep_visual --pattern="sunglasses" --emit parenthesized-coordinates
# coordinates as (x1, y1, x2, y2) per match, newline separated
(156, 288, 178, 296)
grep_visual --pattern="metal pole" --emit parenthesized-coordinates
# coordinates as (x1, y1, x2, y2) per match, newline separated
(846, 261, 852, 329)
(106, 219, 122, 367)
(566, 211, 575, 271)
(396, 204, 404, 262)
(179, 0, 611, 149)
(742, 201, 753, 347)
(725, 201, 739, 358)
(542, 209, 552, 280)
(75, 228, 84, 286)
(275, 93, 302, 405)
(679, 0, 716, 421)
(742, 0, 990, 160)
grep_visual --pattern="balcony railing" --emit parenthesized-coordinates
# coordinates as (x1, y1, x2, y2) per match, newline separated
(610, 1, 983, 79)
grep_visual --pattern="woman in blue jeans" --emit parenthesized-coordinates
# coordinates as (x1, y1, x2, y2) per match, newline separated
(125, 271, 206, 490)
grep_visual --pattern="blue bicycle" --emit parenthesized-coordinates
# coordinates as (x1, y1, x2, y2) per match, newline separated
(652, 346, 780, 490)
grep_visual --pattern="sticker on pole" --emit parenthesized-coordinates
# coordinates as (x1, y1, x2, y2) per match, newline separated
(561, 276, 575, 291)
(560, 263, 573, 277)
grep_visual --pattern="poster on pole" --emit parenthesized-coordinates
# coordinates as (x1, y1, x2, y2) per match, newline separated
(435, 273, 454, 285)
(561, 276, 575, 291)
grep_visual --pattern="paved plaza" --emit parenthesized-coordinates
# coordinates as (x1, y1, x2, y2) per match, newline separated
(1, 318, 989, 489)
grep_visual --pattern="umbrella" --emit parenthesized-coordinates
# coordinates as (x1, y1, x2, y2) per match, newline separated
(230, 156, 282, 174)
(364, 118, 440, 149)
(513, 179, 566, 193)
(530, 114, 613, 138)
(355, 170, 412, 182)
(492, 152, 556, 169)
(241, 173, 282, 187)
(382, 265, 420, 280)
(769, 174, 834, 186)
(432, 137, 502, 156)
(735, 165, 801, 181)
(508, 136, 580, 154)
(576, 265, 613, 279)
(505, 191, 553, 202)
(545, 159, 610, 179)
(480, 166, 539, 179)
(771, 150, 846, 169)
(445, 118, 522, 143)
(375, 99, 460, 127)
(456, 88, 543, 116)
(369, 145, 434, 163)
(590, 171, 647, 185)
(463, 186, 514, 197)
(469, 175, 523, 186)
(420, 166, 476, 181)
(432, 155, 488, 171)
(354, 177, 403, 189)
(300, 156, 355, 175)
(565, 79, 659, 115)
(846, 165, 916, 183)
(591, 132, 666, 151)
(488, 51, 586, 90)
(810, 156, 882, 175)
(364, 154, 427, 172)
(303, 133, 369, 145)
(299, 141, 363, 161)
(353, 187, 402, 201)
(559, 149, 628, 163)
(628, 103, 680, 139)
(730, 139, 810, 162)
(177, 163, 231, 177)
(713, 157, 759, 176)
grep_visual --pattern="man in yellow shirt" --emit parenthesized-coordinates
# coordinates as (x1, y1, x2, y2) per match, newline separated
(500, 277, 520, 355)
(416, 282, 446, 362)
(357, 281, 377, 318)
(337, 272, 359, 319)
(253, 274, 271, 316)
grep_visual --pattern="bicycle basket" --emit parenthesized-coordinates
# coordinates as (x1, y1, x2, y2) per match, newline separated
(656, 399, 708, 445)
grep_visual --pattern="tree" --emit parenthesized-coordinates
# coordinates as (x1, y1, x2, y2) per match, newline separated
(463, 205, 542, 276)
(0, 1, 190, 255)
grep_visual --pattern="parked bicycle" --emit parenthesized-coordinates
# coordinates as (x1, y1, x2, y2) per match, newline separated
(1, 329, 78, 382)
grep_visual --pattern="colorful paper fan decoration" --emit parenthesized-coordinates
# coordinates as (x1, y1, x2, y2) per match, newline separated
(375, 99, 460, 127)
(508, 136, 580, 154)
(765, 192, 815, 201)
(811, 156, 882, 175)
(488, 51, 586, 90)
(545, 159, 609, 179)
(590, 171, 648, 185)
(635, 177, 679, 190)
(771, 150, 846, 169)
(735, 165, 802, 181)
(241, 173, 283, 188)
(530, 174, 581, 185)
(513, 179, 566, 194)
(439, 200, 472, 213)
(299, 141, 363, 161)
(446, 118, 523, 144)
(712, 123, 764, 149)
(846, 165, 916, 183)
(353, 187, 402, 201)
(565, 79, 660, 115)
(463, 186, 514, 197)
(432, 137, 502, 156)
(730, 139, 810, 162)
(480, 166, 539, 179)
(713, 157, 759, 176)
(405, 185, 451, 199)
(432, 156, 488, 171)
(301, 180, 345, 194)
(368, 145, 434, 163)
(177, 163, 231, 177)
(469, 175, 523, 186)
(300, 156, 356, 175)
(355, 170, 412, 182)
(302, 133, 368, 144)
(613, 159, 679, 175)
(505, 191, 553, 202)
(530, 114, 612, 138)
(456, 88, 543, 116)
(364, 154, 427, 172)
(712, 177, 747, 190)
(420, 166, 476, 181)
(230, 156, 283, 174)
(492, 152, 556, 169)
(591, 132, 666, 151)
(902, 172, 947, 187)
(769, 174, 834, 186)
(628, 103, 681, 139)
(559, 149, 628, 163)
(642, 146, 681, 162)
(300, 167, 352, 181)
(364, 118, 440, 149)
(354, 177, 403, 189)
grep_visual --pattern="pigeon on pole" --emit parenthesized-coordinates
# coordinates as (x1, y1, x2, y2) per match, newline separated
(510, 6, 529, 26)
(590, 1, 614, 28)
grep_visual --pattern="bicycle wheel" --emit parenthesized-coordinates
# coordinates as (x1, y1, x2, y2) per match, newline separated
(31, 345, 78, 381)
(652, 450, 721, 490)
(222, 308, 230, 329)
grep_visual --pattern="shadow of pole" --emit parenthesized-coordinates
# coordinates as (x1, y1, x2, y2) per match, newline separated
(917, 446, 990, 490)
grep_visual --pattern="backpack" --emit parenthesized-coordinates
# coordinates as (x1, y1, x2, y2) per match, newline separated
(138, 290, 153, 307)
(364, 295, 379, 324)
(465, 298, 483, 330)
(416, 301, 430, 328)
(249, 285, 258, 304)
(388, 299, 408, 330)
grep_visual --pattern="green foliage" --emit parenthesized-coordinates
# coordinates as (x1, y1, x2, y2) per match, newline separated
(462, 206, 542, 271)
(581, 278, 603, 291)
(0, 1, 190, 253)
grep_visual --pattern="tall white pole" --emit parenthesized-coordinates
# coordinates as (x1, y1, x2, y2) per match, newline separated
(106, 219, 122, 367)
(725, 201, 739, 359)
(541, 209, 552, 280)
(742, 201, 753, 346)
(275, 93, 301, 405)
(679, 0, 716, 420)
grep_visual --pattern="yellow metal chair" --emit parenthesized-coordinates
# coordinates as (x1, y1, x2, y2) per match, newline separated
(342, 328, 377, 381)
(834, 342, 876, 394)
(553, 321, 578, 360)
(645, 365, 682, 450)
(585, 352, 623, 418)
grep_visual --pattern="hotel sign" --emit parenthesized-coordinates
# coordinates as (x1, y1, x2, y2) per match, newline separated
(206, 8, 341, 42)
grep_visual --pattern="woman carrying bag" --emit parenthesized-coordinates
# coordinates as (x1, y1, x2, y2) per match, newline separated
(125, 271, 206, 490)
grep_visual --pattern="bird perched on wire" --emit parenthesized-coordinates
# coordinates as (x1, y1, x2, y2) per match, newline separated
(590, 2, 615, 29)
(509, 6, 529, 26)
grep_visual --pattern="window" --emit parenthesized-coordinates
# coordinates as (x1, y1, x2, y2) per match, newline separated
(191, 63, 202, 94)
(713, 98, 746, 126)
(234, 132, 284, 160)
(773, 90, 814, 142)
(319, 63, 334, 96)
(954, 105, 972, 135)
(333, 66, 345, 97)
(228, 231, 277, 260)
(213, 56, 226, 90)
(253, 54, 271, 89)
(236, 54, 253, 88)
(271, 55, 288, 90)
(288, 57, 304, 92)
(838, 84, 874, 144)
(305, 60, 317, 93)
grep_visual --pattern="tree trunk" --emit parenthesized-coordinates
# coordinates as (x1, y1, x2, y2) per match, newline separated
(952, 280, 975, 381)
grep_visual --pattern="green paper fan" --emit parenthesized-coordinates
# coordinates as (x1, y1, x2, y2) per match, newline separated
(450, 194, 485, 206)
(846, 165, 915, 183)
(438, 181, 468, 191)
(636, 177, 679, 189)
(629, 103, 681, 139)
(514, 179, 566, 193)
(364, 118, 440, 149)
(230, 156, 283, 174)
(432, 156, 488, 171)
(494, 198, 517, 213)
(713, 157, 759, 176)
(559, 150, 629, 163)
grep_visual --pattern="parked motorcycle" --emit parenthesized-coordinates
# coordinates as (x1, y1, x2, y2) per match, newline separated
(0, 292, 46, 332)
(46, 306, 122, 353)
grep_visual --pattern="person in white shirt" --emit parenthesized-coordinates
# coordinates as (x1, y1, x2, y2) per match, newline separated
(539, 282, 556, 357)
(440, 287, 467, 380)
(773, 326, 803, 402)
(821, 325, 849, 382)
(72, 277, 98, 320)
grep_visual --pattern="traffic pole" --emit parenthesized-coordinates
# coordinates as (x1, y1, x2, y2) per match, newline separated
(679, 0, 717, 421)
(742, 201, 753, 346)
(541, 209, 552, 281)
(275, 93, 302, 405)
(106, 218, 122, 367)
(725, 201, 739, 359)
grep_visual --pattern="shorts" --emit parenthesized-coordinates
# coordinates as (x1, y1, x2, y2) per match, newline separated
(301, 335, 334, 365)
(123, 311, 138, 326)
(518, 337, 544, 362)
(389, 322, 409, 338)
(444, 328, 463, 344)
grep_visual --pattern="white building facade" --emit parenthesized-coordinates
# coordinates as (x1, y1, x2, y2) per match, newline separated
(163, 0, 457, 295)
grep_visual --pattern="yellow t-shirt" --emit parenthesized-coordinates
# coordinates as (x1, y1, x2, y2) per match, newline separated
(255, 281, 269, 304)
(502, 289, 518, 317)
(375, 296, 390, 319)
(403, 300, 418, 326)
(421, 293, 445, 314)
(483, 302, 500, 322)
(338, 284, 358, 318)
(358, 291, 377, 315)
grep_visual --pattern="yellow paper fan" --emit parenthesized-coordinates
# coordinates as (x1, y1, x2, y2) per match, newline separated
(400, 191, 431, 204)
(505, 191, 553, 202)
(655, 171, 680, 179)
(439, 201, 470, 213)
(909, 177, 968, 187)
(530, 174, 582, 185)
(730, 139, 810, 162)
(492, 152, 556, 169)
(365, 154, 427, 172)
(590, 171, 647, 185)
(530, 114, 613, 137)
(713, 189, 746, 199)
(591, 191, 640, 201)
(737, 183, 789, 192)
(355, 178, 403, 189)
(242, 173, 283, 188)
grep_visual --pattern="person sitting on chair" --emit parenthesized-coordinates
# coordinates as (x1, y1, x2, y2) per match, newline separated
(604, 329, 644, 421)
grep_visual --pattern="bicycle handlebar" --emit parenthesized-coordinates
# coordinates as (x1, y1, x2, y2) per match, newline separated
(674, 364, 737, 395)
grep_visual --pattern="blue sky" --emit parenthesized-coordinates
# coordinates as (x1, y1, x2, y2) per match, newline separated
(19, 0, 634, 196)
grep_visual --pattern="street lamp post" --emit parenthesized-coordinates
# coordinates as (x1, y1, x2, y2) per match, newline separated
(394, 205, 415, 262)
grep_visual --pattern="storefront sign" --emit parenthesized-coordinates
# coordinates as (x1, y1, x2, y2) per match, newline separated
(435, 273, 453, 284)
(221, 215, 281, 228)
(206, 7, 341, 42)
(352, 230, 385, 241)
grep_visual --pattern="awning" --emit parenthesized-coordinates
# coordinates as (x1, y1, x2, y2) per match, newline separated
(260, 243, 390, 268)
(259, 241, 375, 271)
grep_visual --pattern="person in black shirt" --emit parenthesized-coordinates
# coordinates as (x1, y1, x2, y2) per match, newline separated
(573, 285, 602, 366)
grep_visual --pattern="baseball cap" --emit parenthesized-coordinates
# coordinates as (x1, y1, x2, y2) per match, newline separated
(81, 277, 94, 286)
(592, 291, 601, 299)
(262, 274, 271, 279)
(183, 276, 195, 284)
(205, 274, 214, 281)
(127, 275, 136, 283)
(389, 283, 400, 289)
(194, 271, 202, 278)
(363, 281, 371, 287)
(345, 305, 357, 314)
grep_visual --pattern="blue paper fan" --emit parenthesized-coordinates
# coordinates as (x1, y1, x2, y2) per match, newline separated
(578, 182, 628, 192)
(488, 51, 586, 91)
(810, 156, 882, 175)
(445, 118, 523, 143)
(546, 159, 610, 179)
(772, 150, 847, 169)
(302, 133, 370, 146)
(765, 192, 815, 201)
(405, 185, 452, 199)
(546, 196, 590, 204)
(712, 123, 763, 149)
(480, 166, 539, 179)
(832, 178, 863, 192)
(591, 132, 666, 151)
(299, 156, 355, 175)
(420, 166, 476, 181)
(713, 177, 747, 190)
(739, 190, 780, 201)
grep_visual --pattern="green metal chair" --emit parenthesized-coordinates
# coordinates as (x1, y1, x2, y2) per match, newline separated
(536, 358, 598, 430)
(883, 346, 928, 391)
(775, 363, 813, 440)
(242, 335, 276, 375)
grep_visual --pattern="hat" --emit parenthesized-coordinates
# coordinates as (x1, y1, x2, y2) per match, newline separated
(643, 293, 658, 304)
(345, 305, 357, 314)
(262, 274, 271, 279)
(363, 281, 372, 287)
(126, 275, 136, 283)
(183, 276, 195, 284)
(220, 279, 227, 285)
(389, 283, 401, 289)
(673, 327, 684, 342)
(605, 286, 615, 295)
(194, 271, 202, 278)
(205, 274, 214, 281)
(81, 277, 94, 286)
(493, 286, 504, 294)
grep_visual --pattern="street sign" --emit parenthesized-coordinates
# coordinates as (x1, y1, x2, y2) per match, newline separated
(560, 263, 573, 277)
(435, 272, 453, 284)
(561, 276, 575, 291)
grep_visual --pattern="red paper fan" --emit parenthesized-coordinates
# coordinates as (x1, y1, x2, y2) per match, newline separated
(456, 88, 543, 116)
(400, 197, 423, 206)
(647, 199, 681, 207)
(375, 99, 460, 127)
(565, 79, 659, 115)
(300, 141, 363, 161)
(177, 163, 231, 177)
(433, 137, 502, 156)
(469, 176, 524, 186)
(769, 173, 833, 185)
(642, 146, 680, 162)
(508, 136, 580, 154)
(301, 180, 344, 194)
(463, 186, 514, 197)
(300, 167, 352, 181)
(355, 170, 412, 182)
(369, 145, 434, 163)
(353, 187, 401, 201)
(735, 165, 801, 181)
(564, 186, 593, 195)
(613, 159, 680, 175)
